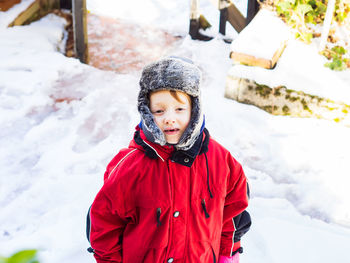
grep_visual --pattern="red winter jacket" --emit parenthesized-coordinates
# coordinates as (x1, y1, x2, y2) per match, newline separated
(88, 127, 249, 263)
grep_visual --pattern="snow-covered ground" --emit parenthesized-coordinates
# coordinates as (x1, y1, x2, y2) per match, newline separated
(1, 0, 350, 262)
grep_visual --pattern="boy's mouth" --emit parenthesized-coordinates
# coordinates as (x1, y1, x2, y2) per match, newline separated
(164, 128, 180, 135)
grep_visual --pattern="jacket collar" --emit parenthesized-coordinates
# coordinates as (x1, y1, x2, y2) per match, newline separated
(131, 126, 209, 167)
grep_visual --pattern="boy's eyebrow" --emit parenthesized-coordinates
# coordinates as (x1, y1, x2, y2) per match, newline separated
(151, 100, 189, 106)
(151, 102, 165, 106)
(154, 102, 188, 107)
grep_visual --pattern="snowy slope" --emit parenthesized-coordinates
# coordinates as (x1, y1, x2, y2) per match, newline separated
(1, 0, 350, 262)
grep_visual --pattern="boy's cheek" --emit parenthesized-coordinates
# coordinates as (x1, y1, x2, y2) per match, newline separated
(153, 117, 163, 129)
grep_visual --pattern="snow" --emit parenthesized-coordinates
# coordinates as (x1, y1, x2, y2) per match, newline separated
(1, 0, 350, 262)
(230, 9, 291, 60)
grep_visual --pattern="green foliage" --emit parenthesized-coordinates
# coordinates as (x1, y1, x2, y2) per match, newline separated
(0, 250, 39, 263)
(332, 45, 347, 55)
(323, 45, 349, 70)
(275, 0, 320, 43)
(334, 0, 350, 23)
(275, 0, 350, 26)
(272, 0, 350, 70)
(305, 0, 327, 23)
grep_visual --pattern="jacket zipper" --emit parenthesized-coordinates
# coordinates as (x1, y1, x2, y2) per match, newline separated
(164, 160, 174, 261)
(156, 207, 162, 227)
(211, 246, 217, 263)
(201, 199, 210, 218)
(183, 167, 191, 263)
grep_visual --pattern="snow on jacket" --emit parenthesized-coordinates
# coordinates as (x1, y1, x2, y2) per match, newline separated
(88, 126, 250, 263)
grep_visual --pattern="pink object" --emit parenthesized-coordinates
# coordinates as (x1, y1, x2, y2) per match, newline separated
(218, 253, 240, 263)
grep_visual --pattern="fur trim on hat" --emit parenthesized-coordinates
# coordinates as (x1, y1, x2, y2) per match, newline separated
(138, 57, 203, 150)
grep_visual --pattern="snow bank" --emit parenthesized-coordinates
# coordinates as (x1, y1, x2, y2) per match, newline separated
(0, 13, 140, 262)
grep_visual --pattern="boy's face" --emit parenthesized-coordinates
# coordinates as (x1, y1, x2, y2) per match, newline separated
(149, 90, 191, 144)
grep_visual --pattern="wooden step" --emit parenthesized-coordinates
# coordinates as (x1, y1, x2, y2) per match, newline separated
(229, 9, 290, 69)
(8, 0, 59, 26)
(230, 42, 287, 69)
(0, 0, 21, 12)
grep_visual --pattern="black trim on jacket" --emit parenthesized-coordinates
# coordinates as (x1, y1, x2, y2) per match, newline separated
(134, 128, 210, 168)
(232, 210, 252, 255)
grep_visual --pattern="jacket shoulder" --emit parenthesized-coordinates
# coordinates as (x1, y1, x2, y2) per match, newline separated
(207, 137, 242, 170)
(207, 137, 232, 156)
(104, 147, 142, 181)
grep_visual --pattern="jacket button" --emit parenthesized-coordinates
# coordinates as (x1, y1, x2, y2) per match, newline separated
(184, 158, 189, 163)
(173, 211, 180, 218)
(167, 258, 174, 263)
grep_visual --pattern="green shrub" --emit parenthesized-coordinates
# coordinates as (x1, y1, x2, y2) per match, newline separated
(323, 45, 349, 70)
(0, 250, 39, 263)
(271, 0, 350, 70)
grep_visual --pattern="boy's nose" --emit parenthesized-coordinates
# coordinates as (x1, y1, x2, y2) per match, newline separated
(164, 113, 176, 124)
(165, 118, 175, 124)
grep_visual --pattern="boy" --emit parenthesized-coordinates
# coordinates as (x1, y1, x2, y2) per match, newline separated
(87, 57, 251, 263)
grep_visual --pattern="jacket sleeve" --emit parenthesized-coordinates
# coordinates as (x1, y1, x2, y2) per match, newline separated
(220, 155, 250, 257)
(89, 184, 126, 263)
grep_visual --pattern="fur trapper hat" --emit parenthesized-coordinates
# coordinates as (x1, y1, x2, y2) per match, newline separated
(138, 57, 204, 150)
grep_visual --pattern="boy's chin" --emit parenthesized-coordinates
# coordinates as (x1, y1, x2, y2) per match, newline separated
(165, 137, 180, 145)
(165, 140, 179, 145)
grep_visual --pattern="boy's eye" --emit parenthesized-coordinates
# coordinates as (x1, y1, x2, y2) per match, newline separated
(176, 107, 186, 112)
(153, 110, 163, 114)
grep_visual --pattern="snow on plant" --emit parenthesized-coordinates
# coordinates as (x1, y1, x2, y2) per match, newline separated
(266, 0, 350, 70)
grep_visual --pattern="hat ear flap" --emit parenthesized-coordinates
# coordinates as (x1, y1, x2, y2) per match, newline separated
(176, 96, 203, 150)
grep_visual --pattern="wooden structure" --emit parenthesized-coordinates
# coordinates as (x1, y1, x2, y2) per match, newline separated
(0, 0, 21, 11)
(8, 0, 59, 26)
(219, 2, 246, 34)
(72, 0, 88, 63)
(208, 0, 261, 35)
(3, 0, 88, 64)
(229, 9, 289, 69)
(246, 0, 261, 25)
(230, 41, 287, 69)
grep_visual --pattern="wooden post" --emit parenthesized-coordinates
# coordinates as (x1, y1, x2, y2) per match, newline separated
(219, 7, 228, 35)
(209, 0, 246, 33)
(246, 0, 261, 25)
(72, 0, 88, 63)
(59, 0, 72, 9)
(226, 3, 246, 33)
